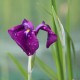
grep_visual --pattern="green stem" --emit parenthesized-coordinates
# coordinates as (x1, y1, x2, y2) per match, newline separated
(28, 54, 35, 80)
(28, 72, 31, 80)
(28, 56, 32, 80)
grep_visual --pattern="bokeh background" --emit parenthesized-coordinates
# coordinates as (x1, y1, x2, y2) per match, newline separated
(0, 0, 80, 80)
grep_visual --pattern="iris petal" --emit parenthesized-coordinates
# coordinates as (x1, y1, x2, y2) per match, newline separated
(25, 31, 39, 56)
(8, 25, 39, 56)
(22, 19, 34, 30)
(35, 21, 57, 48)
(8, 25, 24, 40)
(16, 30, 39, 56)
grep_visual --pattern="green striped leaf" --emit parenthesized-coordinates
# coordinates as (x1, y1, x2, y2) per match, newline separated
(7, 53, 28, 79)
(36, 56, 57, 80)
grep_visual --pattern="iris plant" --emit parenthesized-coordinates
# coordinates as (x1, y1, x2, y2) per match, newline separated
(8, 19, 57, 56)
(8, 19, 57, 80)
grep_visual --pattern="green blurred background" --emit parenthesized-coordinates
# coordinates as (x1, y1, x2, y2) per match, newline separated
(0, 0, 80, 80)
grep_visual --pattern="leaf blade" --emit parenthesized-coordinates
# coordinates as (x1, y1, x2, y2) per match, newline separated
(36, 56, 57, 80)
(7, 53, 28, 79)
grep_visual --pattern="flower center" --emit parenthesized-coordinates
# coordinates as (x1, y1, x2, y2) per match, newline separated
(26, 29, 30, 33)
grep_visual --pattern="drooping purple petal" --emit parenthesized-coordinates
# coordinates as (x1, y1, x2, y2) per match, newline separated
(35, 21, 57, 48)
(24, 31, 39, 56)
(8, 29, 39, 56)
(8, 25, 24, 40)
(47, 32, 57, 48)
(8, 24, 39, 56)
(22, 19, 34, 30)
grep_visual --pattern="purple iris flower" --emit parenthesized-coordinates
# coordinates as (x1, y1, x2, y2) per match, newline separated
(8, 19, 57, 56)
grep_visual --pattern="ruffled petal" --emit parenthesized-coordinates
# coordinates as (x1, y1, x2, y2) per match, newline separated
(22, 19, 34, 30)
(35, 21, 57, 48)
(8, 26, 39, 56)
(24, 31, 39, 56)
(47, 31, 57, 48)
(8, 25, 24, 40)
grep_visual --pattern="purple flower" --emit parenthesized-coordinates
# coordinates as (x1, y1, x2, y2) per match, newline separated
(8, 19, 57, 56)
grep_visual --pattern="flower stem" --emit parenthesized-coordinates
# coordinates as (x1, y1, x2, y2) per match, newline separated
(28, 54, 35, 80)
(28, 55, 32, 80)
(28, 72, 31, 80)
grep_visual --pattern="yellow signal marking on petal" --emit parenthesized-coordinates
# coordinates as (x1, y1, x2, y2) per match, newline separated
(26, 29, 30, 33)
